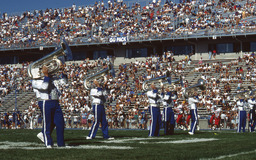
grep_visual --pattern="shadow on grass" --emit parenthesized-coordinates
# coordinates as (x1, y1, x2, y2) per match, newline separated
(65, 139, 105, 146)
(65, 138, 119, 146)
(159, 131, 210, 136)
(67, 142, 92, 146)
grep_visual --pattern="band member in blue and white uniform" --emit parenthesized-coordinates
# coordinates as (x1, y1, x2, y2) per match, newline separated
(161, 88, 176, 135)
(248, 95, 256, 132)
(147, 83, 161, 137)
(237, 96, 247, 133)
(33, 83, 46, 144)
(32, 66, 66, 148)
(188, 91, 199, 135)
(86, 79, 113, 140)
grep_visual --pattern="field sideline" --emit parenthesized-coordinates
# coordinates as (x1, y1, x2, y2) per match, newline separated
(0, 129, 256, 160)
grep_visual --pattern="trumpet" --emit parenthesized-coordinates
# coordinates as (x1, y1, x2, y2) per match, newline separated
(27, 39, 72, 79)
(84, 64, 114, 90)
(184, 79, 205, 99)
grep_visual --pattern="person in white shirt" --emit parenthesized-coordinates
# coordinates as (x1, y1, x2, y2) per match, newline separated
(86, 79, 113, 140)
(161, 87, 177, 135)
(237, 96, 247, 133)
(32, 66, 67, 148)
(188, 91, 199, 135)
(146, 83, 161, 137)
(248, 95, 256, 132)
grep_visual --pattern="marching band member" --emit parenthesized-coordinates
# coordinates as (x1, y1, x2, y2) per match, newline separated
(236, 96, 247, 133)
(162, 88, 176, 135)
(248, 95, 256, 132)
(188, 91, 199, 135)
(86, 79, 113, 140)
(32, 66, 66, 148)
(147, 83, 161, 137)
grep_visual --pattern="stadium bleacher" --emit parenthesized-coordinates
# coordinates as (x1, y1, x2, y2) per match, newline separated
(1, 0, 256, 51)
(1, 0, 256, 130)
(0, 51, 255, 130)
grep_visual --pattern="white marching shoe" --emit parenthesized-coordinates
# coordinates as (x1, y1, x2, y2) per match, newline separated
(188, 132, 194, 135)
(106, 137, 114, 140)
(37, 132, 44, 143)
(86, 136, 92, 140)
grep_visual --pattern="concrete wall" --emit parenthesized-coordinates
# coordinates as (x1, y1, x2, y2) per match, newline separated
(199, 119, 209, 130)
(196, 41, 209, 54)
(114, 47, 126, 57)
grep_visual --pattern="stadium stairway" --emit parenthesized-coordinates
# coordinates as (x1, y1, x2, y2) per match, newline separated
(1, 90, 36, 112)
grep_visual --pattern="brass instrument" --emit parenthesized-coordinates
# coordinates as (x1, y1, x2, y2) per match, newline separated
(84, 64, 114, 90)
(231, 86, 256, 99)
(161, 76, 184, 88)
(184, 79, 205, 99)
(27, 39, 72, 79)
(142, 72, 183, 91)
(142, 72, 170, 91)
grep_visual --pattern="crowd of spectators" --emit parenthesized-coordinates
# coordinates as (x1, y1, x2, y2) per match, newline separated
(1, 0, 256, 49)
(0, 50, 256, 130)
(0, 63, 32, 108)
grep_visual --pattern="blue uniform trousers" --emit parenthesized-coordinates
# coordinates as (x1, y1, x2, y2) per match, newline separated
(88, 104, 110, 139)
(237, 110, 246, 133)
(38, 100, 65, 147)
(149, 106, 161, 137)
(163, 107, 175, 135)
(249, 109, 256, 132)
(190, 109, 198, 134)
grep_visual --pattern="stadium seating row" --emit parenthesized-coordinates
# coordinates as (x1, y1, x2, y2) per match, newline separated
(1, 0, 256, 50)
(0, 51, 255, 130)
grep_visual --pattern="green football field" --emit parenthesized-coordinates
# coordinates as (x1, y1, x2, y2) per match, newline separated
(0, 129, 256, 160)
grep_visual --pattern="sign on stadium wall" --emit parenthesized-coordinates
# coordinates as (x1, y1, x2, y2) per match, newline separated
(109, 37, 127, 43)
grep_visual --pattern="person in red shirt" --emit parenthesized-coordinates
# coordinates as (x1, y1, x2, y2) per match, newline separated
(209, 113, 215, 129)
(186, 110, 191, 130)
(213, 50, 217, 59)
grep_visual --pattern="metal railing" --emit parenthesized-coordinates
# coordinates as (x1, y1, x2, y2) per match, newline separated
(1, 0, 256, 51)
(1, 27, 256, 51)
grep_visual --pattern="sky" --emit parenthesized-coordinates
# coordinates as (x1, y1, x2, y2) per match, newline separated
(0, 0, 161, 16)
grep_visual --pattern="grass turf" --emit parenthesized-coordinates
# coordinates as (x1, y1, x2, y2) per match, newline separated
(0, 129, 256, 160)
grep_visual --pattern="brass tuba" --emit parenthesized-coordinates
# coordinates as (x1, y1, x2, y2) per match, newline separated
(231, 86, 256, 99)
(161, 76, 184, 88)
(142, 72, 180, 91)
(27, 39, 72, 79)
(184, 79, 205, 99)
(84, 64, 114, 90)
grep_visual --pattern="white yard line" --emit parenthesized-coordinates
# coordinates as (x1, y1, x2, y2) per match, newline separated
(23, 145, 135, 150)
(202, 149, 256, 160)
(0, 141, 44, 150)
(0, 141, 134, 150)
(139, 138, 218, 144)
(102, 137, 174, 143)
(0, 138, 218, 150)
(200, 131, 238, 134)
(62, 145, 134, 150)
